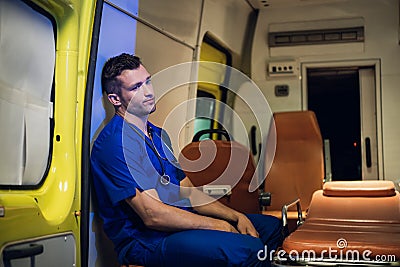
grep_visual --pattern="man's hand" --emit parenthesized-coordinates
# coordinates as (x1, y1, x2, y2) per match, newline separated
(213, 219, 240, 234)
(235, 213, 259, 238)
(180, 177, 259, 237)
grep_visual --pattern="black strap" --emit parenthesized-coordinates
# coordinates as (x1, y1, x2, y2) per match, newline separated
(192, 129, 231, 142)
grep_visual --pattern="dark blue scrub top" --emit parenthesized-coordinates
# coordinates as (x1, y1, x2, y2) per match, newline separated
(91, 115, 192, 260)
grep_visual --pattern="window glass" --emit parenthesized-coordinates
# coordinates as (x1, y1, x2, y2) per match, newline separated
(194, 91, 215, 141)
(0, 0, 55, 185)
(194, 37, 229, 141)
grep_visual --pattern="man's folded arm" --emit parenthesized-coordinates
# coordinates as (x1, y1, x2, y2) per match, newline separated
(125, 188, 238, 233)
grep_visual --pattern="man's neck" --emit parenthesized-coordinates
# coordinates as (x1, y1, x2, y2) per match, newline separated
(117, 110, 149, 136)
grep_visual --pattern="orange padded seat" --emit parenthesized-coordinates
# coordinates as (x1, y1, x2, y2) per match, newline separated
(280, 181, 400, 263)
(179, 139, 260, 214)
(262, 111, 324, 219)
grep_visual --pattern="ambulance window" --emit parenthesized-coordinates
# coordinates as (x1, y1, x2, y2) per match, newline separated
(194, 90, 216, 140)
(0, 0, 55, 186)
(194, 35, 232, 141)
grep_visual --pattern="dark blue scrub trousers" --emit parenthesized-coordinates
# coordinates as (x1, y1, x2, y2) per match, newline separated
(129, 214, 283, 267)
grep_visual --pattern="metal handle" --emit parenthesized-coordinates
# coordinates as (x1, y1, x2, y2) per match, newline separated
(3, 243, 43, 267)
(365, 137, 372, 168)
(281, 198, 304, 237)
(282, 198, 304, 227)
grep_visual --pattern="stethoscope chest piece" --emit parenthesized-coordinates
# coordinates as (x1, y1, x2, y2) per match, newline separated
(160, 174, 170, 185)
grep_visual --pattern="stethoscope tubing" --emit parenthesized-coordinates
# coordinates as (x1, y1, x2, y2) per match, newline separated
(127, 122, 172, 185)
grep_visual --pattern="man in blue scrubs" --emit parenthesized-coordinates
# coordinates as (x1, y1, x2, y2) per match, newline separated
(91, 53, 282, 266)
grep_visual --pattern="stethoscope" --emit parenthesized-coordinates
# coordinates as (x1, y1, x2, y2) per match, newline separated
(127, 122, 172, 186)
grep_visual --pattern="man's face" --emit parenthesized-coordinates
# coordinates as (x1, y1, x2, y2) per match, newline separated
(113, 64, 156, 118)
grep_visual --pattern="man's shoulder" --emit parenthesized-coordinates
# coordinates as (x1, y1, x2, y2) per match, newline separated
(93, 115, 123, 147)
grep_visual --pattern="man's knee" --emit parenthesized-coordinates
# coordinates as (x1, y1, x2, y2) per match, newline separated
(247, 214, 283, 248)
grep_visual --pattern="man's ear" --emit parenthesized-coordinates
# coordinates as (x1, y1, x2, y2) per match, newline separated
(107, 93, 121, 106)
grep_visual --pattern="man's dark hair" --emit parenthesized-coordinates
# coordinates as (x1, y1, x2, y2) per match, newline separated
(101, 53, 142, 95)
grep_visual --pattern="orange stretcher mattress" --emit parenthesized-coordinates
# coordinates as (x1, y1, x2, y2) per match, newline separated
(280, 181, 400, 262)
